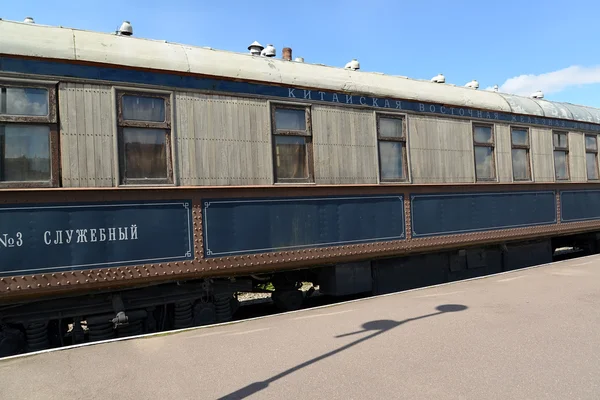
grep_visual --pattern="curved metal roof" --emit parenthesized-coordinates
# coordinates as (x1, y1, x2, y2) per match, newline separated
(1, 20, 599, 126)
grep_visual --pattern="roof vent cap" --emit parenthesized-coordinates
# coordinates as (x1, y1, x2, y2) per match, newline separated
(294, 57, 304, 63)
(248, 41, 264, 56)
(23, 17, 35, 24)
(261, 44, 276, 57)
(344, 59, 360, 70)
(117, 21, 133, 36)
(465, 80, 479, 89)
(431, 73, 445, 83)
(531, 90, 544, 99)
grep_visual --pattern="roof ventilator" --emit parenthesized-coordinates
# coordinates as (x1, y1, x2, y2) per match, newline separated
(431, 73, 445, 83)
(117, 21, 133, 36)
(345, 59, 360, 70)
(23, 17, 35, 24)
(248, 41, 264, 56)
(261, 44, 276, 57)
(465, 80, 479, 89)
(531, 90, 544, 99)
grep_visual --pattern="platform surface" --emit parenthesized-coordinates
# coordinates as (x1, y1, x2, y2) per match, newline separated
(2, 255, 600, 399)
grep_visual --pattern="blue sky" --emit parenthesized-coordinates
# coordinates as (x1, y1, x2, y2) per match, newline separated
(4, 0, 600, 106)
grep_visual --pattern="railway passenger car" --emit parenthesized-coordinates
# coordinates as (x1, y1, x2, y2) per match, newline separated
(2, 18, 600, 356)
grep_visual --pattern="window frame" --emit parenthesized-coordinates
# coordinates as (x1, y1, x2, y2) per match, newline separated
(510, 126, 532, 182)
(376, 112, 408, 183)
(116, 90, 174, 186)
(552, 130, 570, 181)
(270, 103, 314, 184)
(0, 80, 59, 188)
(472, 123, 497, 182)
(585, 134, 599, 181)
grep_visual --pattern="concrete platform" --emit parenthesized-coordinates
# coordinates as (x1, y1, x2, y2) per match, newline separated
(2, 255, 600, 399)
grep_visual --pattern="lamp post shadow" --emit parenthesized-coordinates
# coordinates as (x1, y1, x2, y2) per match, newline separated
(218, 304, 468, 400)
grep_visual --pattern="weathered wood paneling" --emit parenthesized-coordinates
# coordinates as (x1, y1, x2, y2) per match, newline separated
(58, 83, 114, 187)
(311, 106, 377, 184)
(568, 132, 586, 182)
(408, 116, 475, 183)
(494, 124, 513, 182)
(531, 128, 554, 182)
(175, 93, 271, 186)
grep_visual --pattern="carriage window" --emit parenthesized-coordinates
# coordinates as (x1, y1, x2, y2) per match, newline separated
(0, 82, 57, 187)
(117, 92, 172, 185)
(271, 105, 313, 183)
(585, 134, 598, 180)
(473, 124, 496, 181)
(511, 127, 531, 181)
(553, 131, 569, 180)
(377, 114, 407, 181)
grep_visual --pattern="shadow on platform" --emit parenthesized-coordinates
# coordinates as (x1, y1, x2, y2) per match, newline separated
(218, 304, 468, 400)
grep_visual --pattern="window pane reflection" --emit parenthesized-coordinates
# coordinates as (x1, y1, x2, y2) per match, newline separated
(475, 146, 494, 179)
(4, 87, 49, 116)
(1, 124, 50, 181)
(275, 108, 306, 131)
(511, 129, 529, 146)
(553, 133, 568, 148)
(123, 128, 167, 179)
(474, 126, 493, 143)
(379, 117, 403, 138)
(379, 141, 404, 179)
(586, 135, 597, 151)
(512, 148, 530, 180)
(274, 135, 307, 179)
(554, 151, 568, 180)
(586, 152, 598, 179)
(122, 95, 165, 122)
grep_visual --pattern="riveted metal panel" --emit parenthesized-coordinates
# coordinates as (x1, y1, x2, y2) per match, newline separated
(0, 200, 194, 276)
(560, 189, 600, 222)
(410, 191, 556, 237)
(1, 184, 600, 303)
(202, 195, 405, 257)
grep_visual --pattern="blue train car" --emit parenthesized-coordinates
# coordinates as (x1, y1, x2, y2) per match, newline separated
(1, 18, 600, 356)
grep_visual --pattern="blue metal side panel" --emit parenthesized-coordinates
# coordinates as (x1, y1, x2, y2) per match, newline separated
(0, 200, 194, 276)
(560, 190, 600, 222)
(411, 191, 556, 238)
(202, 195, 405, 257)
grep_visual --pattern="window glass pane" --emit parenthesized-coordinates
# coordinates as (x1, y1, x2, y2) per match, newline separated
(512, 148, 530, 180)
(122, 95, 165, 122)
(586, 152, 598, 179)
(274, 108, 306, 131)
(4, 87, 48, 116)
(474, 126, 493, 144)
(1, 124, 50, 181)
(586, 135, 597, 151)
(554, 150, 568, 180)
(379, 141, 404, 179)
(556, 133, 568, 148)
(474, 145, 494, 179)
(379, 117, 403, 138)
(123, 128, 167, 179)
(511, 129, 529, 146)
(553, 133, 558, 148)
(274, 135, 307, 179)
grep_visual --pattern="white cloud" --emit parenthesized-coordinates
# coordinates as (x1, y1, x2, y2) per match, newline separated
(485, 65, 600, 96)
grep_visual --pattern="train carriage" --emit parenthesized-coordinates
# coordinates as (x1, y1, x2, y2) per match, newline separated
(1, 18, 600, 356)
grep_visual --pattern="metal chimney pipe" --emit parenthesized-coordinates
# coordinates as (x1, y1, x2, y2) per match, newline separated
(282, 47, 292, 61)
